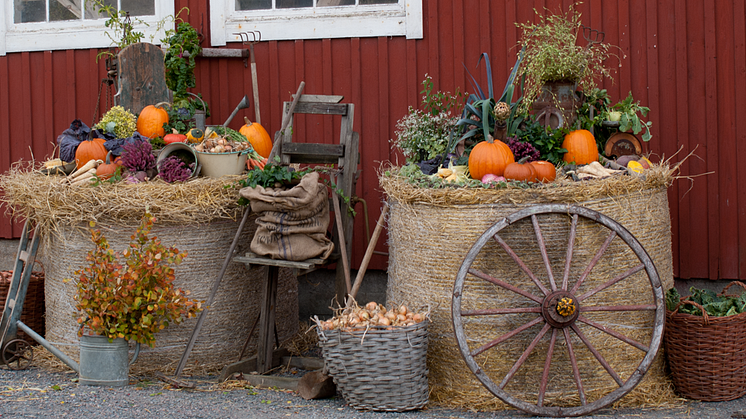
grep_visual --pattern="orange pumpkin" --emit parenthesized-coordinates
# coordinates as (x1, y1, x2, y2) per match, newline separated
(137, 103, 169, 139)
(562, 129, 598, 165)
(96, 151, 122, 180)
(239, 117, 273, 158)
(530, 161, 557, 183)
(468, 138, 515, 180)
(75, 135, 108, 168)
(504, 157, 538, 182)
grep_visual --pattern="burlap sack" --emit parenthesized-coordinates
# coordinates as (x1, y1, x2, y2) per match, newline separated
(239, 171, 334, 261)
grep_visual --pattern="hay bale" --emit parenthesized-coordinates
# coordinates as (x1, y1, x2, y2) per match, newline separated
(381, 166, 678, 410)
(0, 168, 299, 374)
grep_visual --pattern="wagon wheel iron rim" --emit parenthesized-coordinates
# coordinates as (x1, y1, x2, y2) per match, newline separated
(2, 339, 34, 370)
(451, 204, 665, 417)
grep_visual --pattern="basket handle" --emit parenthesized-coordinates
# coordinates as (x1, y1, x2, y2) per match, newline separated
(719, 281, 746, 298)
(671, 298, 710, 325)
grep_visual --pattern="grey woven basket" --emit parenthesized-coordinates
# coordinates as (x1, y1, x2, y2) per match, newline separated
(316, 320, 429, 412)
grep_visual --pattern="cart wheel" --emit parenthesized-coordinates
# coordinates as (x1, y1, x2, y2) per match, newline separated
(452, 204, 664, 417)
(2, 339, 34, 370)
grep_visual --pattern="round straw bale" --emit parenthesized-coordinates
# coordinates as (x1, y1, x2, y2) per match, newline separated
(382, 166, 677, 410)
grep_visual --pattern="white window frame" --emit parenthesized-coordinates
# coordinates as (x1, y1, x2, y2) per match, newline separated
(209, 0, 422, 46)
(0, 1, 175, 56)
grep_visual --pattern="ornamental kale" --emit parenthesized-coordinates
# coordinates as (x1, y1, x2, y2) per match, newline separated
(158, 156, 193, 183)
(119, 139, 156, 172)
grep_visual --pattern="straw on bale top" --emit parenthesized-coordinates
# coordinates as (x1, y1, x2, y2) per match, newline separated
(0, 161, 245, 242)
(380, 163, 676, 206)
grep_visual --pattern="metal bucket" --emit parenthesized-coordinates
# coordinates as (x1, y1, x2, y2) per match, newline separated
(196, 151, 248, 178)
(79, 335, 139, 387)
(156, 142, 200, 178)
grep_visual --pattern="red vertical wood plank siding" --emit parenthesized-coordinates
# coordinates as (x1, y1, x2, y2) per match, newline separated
(2, 0, 746, 279)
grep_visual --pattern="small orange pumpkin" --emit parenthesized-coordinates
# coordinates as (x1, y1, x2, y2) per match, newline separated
(562, 129, 598, 165)
(75, 134, 108, 168)
(468, 138, 515, 180)
(137, 103, 169, 139)
(239, 117, 273, 158)
(504, 157, 538, 182)
(96, 151, 122, 180)
(530, 161, 557, 183)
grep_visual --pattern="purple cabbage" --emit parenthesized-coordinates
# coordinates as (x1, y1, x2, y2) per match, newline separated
(56, 119, 91, 162)
(507, 137, 540, 162)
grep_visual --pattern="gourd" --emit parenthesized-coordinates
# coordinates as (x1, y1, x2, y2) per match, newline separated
(137, 103, 169, 139)
(239, 117, 273, 158)
(95, 151, 121, 180)
(164, 129, 187, 144)
(504, 157, 537, 182)
(186, 128, 205, 144)
(529, 161, 557, 183)
(75, 135, 108, 168)
(562, 129, 598, 165)
(468, 138, 515, 180)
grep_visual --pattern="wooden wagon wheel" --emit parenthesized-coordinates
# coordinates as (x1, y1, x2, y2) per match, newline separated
(2, 339, 33, 370)
(452, 204, 664, 417)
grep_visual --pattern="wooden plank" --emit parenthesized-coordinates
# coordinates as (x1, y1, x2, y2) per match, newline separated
(233, 253, 325, 269)
(241, 375, 300, 391)
(734, 0, 746, 278)
(282, 143, 344, 159)
(295, 94, 343, 103)
(117, 43, 169, 113)
(217, 348, 291, 382)
(281, 356, 324, 371)
(291, 101, 348, 116)
(257, 265, 279, 373)
(199, 48, 249, 58)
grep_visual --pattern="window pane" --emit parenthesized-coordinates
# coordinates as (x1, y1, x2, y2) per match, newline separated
(276, 0, 312, 8)
(85, 0, 114, 19)
(236, 0, 271, 10)
(318, 0, 354, 6)
(50, 0, 82, 21)
(360, 0, 398, 3)
(14, 0, 46, 23)
(121, 0, 155, 16)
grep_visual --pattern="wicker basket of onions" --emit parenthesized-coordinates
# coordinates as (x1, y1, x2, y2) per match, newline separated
(314, 301, 430, 412)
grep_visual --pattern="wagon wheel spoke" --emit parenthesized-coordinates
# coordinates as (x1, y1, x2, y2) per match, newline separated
(500, 323, 552, 389)
(571, 324, 624, 387)
(468, 268, 543, 304)
(561, 214, 579, 291)
(531, 215, 557, 291)
(577, 264, 645, 301)
(577, 315, 649, 352)
(570, 231, 617, 294)
(462, 307, 542, 316)
(537, 328, 558, 407)
(471, 317, 544, 357)
(580, 304, 656, 312)
(563, 328, 586, 405)
(493, 233, 550, 296)
(2, 339, 33, 370)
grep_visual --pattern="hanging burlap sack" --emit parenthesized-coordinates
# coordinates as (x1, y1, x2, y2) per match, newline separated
(240, 171, 334, 261)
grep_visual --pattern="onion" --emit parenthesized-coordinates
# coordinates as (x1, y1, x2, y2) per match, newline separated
(365, 301, 378, 311)
(379, 317, 391, 326)
(398, 305, 408, 315)
(396, 314, 407, 322)
(412, 313, 423, 323)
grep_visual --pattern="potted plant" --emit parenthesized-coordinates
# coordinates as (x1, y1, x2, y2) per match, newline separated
(516, 5, 617, 118)
(607, 91, 653, 142)
(69, 212, 202, 386)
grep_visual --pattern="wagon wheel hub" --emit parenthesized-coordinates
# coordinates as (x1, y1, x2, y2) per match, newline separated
(542, 290, 579, 328)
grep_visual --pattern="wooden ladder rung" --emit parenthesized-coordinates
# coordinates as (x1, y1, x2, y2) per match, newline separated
(233, 252, 328, 270)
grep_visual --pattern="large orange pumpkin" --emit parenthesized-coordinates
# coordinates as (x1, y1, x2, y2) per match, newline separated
(504, 157, 538, 182)
(75, 135, 108, 168)
(239, 117, 273, 158)
(468, 138, 515, 180)
(530, 160, 557, 183)
(137, 103, 169, 139)
(562, 129, 598, 165)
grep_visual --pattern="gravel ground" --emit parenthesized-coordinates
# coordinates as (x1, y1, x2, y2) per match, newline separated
(2, 363, 746, 419)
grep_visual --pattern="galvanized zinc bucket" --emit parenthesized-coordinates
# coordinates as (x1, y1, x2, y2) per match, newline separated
(79, 335, 140, 387)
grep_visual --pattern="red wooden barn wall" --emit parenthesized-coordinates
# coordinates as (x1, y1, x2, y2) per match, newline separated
(0, 0, 743, 279)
